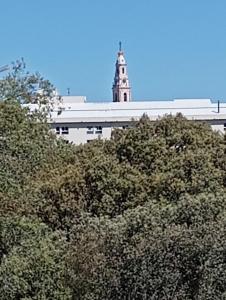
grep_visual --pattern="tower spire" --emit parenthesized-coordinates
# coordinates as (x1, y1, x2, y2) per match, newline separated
(119, 41, 122, 52)
(112, 44, 132, 102)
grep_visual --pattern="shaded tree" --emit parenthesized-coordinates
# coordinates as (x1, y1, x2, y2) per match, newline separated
(0, 217, 72, 299)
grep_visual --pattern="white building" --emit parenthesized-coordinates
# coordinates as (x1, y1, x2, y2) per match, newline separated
(49, 97, 226, 145)
(48, 46, 226, 145)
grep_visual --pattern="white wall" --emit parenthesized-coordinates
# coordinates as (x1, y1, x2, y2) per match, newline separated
(211, 124, 225, 133)
(51, 119, 226, 145)
(51, 122, 131, 145)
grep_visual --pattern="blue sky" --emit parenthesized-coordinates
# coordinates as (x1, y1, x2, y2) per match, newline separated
(0, 0, 226, 101)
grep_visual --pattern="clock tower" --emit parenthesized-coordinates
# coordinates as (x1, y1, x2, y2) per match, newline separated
(112, 42, 132, 102)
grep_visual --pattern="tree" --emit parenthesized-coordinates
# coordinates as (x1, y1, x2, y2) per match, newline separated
(0, 217, 72, 299)
(66, 192, 226, 299)
(2, 63, 226, 299)
(0, 59, 56, 105)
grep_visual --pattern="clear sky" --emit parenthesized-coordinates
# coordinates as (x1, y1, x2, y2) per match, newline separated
(0, 0, 226, 101)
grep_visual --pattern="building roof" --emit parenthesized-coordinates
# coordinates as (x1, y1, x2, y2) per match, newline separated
(59, 96, 86, 104)
(47, 98, 226, 123)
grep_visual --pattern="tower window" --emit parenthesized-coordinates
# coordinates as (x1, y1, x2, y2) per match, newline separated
(124, 93, 127, 102)
(122, 67, 125, 74)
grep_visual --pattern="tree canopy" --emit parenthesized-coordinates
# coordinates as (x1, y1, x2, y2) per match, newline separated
(1, 66, 226, 299)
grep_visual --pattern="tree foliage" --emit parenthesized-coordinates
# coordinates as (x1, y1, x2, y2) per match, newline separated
(1, 67, 226, 298)
(0, 59, 56, 105)
(0, 217, 71, 299)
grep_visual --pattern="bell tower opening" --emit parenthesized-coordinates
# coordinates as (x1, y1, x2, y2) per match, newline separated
(112, 42, 132, 102)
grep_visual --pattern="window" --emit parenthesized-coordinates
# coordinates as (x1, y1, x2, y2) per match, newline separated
(124, 93, 127, 102)
(55, 126, 69, 135)
(122, 67, 125, 74)
(61, 127, 69, 134)
(87, 126, 94, 134)
(87, 126, 102, 135)
(224, 123, 226, 130)
(95, 126, 102, 134)
(56, 127, 60, 135)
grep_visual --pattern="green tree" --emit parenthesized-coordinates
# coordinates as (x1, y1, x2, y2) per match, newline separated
(67, 192, 226, 299)
(0, 59, 56, 105)
(0, 217, 72, 299)
(2, 64, 226, 300)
